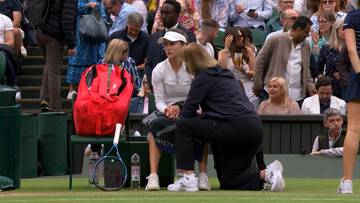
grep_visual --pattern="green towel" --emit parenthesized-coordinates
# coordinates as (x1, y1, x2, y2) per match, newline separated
(0, 176, 15, 191)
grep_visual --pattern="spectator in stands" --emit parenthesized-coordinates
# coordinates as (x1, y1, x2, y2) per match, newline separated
(218, 27, 258, 108)
(311, 108, 345, 157)
(109, 12, 150, 80)
(0, 13, 20, 99)
(169, 42, 285, 192)
(125, 0, 148, 32)
(144, 29, 210, 191)
(152, 0, 200, 33)
(199, 0, 235, 30)
(66, 0, 107, 100)
(309, 10, 336, 58)
(265, 8, 300, 41)
(257, 77, 301, 114)
(144, 0, 196, 89)
(103, 39, 141, 92)
(310, 0, 346, 33)
(265, 0, 295, 35)
(229, 0, 273, 30)
(338, 4, 360, 194)
(37, 0, 76, 112)
(129, 75, 151, 113)
(294, 0, 320, 17)
(0, 0, 26, 56)
(253, 16, 316, 105)
(317, 17, 345, 97)
(301, 76, 346, 114)
(196, 18, 219, 58)
(103, 0, 138, 36)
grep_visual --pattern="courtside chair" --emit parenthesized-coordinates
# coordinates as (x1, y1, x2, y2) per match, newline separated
(68, 94, 130, 189)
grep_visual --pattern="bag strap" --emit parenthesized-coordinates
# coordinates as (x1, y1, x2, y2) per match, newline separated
(85, 64, 97, 91)
(117, 65, 127, 96)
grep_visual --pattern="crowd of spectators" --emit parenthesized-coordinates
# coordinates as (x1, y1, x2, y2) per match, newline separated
(1, 0, 360, 194)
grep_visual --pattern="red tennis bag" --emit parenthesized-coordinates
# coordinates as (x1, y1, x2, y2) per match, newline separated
(73, 64, 133, 136)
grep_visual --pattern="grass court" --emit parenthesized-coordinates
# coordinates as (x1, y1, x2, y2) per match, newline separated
(1, 177, 360, 203)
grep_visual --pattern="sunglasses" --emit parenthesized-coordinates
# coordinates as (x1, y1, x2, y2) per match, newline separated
(322, 0, 335, 4)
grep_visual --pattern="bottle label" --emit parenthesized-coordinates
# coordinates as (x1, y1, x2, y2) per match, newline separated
(131, 165, 140, 180)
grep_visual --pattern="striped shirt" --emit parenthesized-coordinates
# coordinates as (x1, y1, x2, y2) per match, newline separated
(344, 9, 360, 56)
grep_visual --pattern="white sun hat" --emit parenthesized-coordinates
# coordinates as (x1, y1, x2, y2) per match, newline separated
(158, 31, 187, 44)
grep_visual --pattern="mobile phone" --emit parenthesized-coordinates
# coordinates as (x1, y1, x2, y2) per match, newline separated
(248, 9, 256, 13)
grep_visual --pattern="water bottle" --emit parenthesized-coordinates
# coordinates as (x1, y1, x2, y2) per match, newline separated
(88, 152, 99, 186)
(131, 153, 141, 189)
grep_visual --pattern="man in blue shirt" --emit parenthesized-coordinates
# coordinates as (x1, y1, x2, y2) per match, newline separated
(109, 12, 149, 79)
(103, 0, 137, 36)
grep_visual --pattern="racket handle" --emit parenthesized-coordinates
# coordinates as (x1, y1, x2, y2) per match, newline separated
(114, 123, 122, 145)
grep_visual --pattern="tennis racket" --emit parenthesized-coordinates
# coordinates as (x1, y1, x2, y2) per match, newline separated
(92, 123, 128, 191)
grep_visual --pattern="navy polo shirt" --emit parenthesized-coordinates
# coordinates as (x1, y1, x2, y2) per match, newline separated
(108, 28, 149, 66)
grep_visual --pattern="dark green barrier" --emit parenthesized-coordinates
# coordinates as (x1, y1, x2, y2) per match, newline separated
(38, 112, 67, 176)
(0, 105, 22, 188)
(0, 85, 16, 106)
(21, 114, 38, 178)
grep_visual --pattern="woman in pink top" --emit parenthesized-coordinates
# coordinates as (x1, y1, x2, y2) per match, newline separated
(257, 77, 301, 114)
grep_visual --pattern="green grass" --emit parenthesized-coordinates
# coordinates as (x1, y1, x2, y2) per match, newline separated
(0, 178, 360, 203)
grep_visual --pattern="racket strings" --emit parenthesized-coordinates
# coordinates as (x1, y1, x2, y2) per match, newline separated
(93, 157, 127, 190)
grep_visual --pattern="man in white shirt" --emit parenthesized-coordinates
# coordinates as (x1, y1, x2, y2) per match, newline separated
(197, 19, 219, 58)
(301, 76, 347, 115)
(253, 16, 316, 103)
(0, 13, 14, 48)
(311, 108, 345, 157)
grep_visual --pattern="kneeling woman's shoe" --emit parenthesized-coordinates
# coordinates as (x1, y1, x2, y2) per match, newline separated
(265, 160, 285, 192)
(168, 173, 199, 192)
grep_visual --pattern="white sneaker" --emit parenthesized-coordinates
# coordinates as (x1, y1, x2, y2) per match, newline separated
(168, 174, 199, 192)
(145, 174, 160, 191)
(66, 90, 77, 100)
(20, 46, 27, 57)
(265, 160, 285, 192)
(15, 90, 21, 101)
(337, 179, 353, 194)
(198, 173, 211, 191)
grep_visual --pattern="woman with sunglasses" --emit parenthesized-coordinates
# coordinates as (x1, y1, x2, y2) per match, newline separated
(311, 0, 347, 33)
(218, 27, 258, 109)
(317, 17, 346, 98)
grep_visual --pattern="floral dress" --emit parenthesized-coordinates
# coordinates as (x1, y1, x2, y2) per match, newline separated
(66, 0, 106, 84)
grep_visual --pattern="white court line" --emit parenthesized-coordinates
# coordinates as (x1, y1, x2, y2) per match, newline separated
(2, 197, 360, 202)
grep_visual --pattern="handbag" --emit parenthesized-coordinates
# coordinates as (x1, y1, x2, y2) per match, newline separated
(142, 111, 164, 128)
(79, 5, 107, 42)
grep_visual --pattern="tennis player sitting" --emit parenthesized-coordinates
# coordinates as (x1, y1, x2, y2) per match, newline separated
(168, 43, 285, 192)
(144, 29, 210, 191)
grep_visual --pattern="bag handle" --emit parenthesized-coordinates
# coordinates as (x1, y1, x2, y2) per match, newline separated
(85, 64, 97, 91)
(117, 65, 127, 96)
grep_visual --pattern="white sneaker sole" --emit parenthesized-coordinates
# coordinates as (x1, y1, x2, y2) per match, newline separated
(199, 184, 211, 191)
(145, 186, 160, 191)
